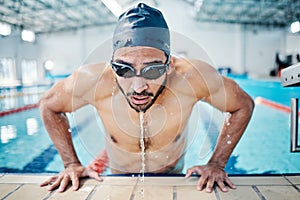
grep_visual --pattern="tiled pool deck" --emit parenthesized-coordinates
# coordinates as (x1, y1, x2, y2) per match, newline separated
(0, 174, 299, 199)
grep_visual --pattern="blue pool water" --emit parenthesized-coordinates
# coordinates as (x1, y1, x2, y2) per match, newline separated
(0, 76, 300, 175)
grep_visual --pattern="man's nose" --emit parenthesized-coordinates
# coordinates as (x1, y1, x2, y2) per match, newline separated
(131, 77, 148, 93)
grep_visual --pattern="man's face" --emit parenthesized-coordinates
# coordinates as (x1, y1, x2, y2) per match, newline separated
(112, 46, 168, 112)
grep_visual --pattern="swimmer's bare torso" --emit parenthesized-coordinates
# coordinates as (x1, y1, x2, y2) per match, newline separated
(40, 47, 253, 194)
(48, 55, 222, 174)
(91, 57, 203, 174)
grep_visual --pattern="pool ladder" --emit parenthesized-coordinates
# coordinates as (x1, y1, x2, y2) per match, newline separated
(290, 98, 300, 152)
(281, 63, 300, 152)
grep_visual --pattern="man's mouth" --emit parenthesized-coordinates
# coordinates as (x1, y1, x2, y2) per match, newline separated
(130, 95, 151, 105)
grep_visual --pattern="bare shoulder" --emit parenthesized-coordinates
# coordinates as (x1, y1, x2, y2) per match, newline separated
(171, 57, 223, 98)
(70, 62, 115, 99)
(173, 58, 221, 81)
(70, 62, 109, 88)
(41, 62, 114, 112)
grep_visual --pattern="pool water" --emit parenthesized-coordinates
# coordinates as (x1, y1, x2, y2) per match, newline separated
(0, 77, 300, 175)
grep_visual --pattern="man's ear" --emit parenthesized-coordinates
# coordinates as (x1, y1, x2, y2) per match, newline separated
(167, 56, 175, 74)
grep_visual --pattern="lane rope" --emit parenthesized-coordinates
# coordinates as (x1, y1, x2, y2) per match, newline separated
(0, 104, 39, 117)
(255, 96, 300, 116)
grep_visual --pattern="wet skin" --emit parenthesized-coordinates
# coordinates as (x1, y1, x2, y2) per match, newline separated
(39, 46, 254, 193)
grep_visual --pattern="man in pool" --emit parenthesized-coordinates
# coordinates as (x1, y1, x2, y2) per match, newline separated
(39, 3, 254, 193)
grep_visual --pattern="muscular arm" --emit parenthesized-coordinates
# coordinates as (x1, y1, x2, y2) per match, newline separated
(39, 63, 108, 167)
(39, 64, 106, 191)
(185, 60, 254, 192)
(205, 76, 254, 169)
(39, 78, 81, 167)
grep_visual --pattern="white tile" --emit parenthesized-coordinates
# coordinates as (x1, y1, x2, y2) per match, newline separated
(285, 175, 300, 184)
(177, 186, 217, 200)
(91, 185, 133, 200)
(217, 186, 260, 200)
(135, 185, 173, 200)
(4, 184, 50, 200)
(48, 184, 95, 200)
(0, 184, 20, 199)
(0, 174, 52, 184)
(258, 186, 300, 200)
(230, 176, 290, 186)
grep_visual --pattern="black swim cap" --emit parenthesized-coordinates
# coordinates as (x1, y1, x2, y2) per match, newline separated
(113, 3, 170, 56)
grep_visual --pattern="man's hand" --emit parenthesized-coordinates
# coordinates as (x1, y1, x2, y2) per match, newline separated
(185, 164, 236, 193)
(40, 163, 102, 192)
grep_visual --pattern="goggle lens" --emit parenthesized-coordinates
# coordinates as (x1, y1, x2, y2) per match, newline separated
(111, 62, 167, 80)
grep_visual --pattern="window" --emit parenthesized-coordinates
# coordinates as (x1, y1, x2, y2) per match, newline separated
(0, 58, 16, 86)
(21, 59, 38, 85)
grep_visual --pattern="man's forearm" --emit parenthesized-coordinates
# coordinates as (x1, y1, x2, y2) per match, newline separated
(208, 102, 254, 168)
(40, 106, 80, 167)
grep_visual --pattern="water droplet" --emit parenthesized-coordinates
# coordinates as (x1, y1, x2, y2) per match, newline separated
(112, 78, 117, 96)
(227, 140, 232, 144)
(139, 176, 144, 182)
(225, 112, 232, 126)
(140, 188, 145, 198)
(139, 112, 146, 189)
(227, 134, 230, 138)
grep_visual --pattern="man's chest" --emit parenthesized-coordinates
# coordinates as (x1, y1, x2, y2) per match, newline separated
(96, 95, 195, 151)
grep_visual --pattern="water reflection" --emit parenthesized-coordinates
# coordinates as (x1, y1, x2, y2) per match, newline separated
(26, 118, 39, 135)
(0, 125, 17, 143)
(0, 117, 39, 143)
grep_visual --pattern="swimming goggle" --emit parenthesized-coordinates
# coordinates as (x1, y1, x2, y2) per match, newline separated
(111, 56, 170, 80)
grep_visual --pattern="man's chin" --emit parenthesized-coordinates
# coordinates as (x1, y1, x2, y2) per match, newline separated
(131, 103, 149, 112)
(128, 101, 153, 113)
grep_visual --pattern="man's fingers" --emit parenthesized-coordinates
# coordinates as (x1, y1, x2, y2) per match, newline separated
(48, 176, 63, 191)
(217, 180, 228, 192)
(185, 169, 193, 178)
(185, 167, 202, 178)
(70, 173, 80, 191)
(196, 175, 207, 191)
(40, 176, 57, 187)
(205, 177, 215, 193)
(88, 170, 103, 182)
(188, 165, 236, 193)
(58, 175, 70, 192)
(225, 176, 236, 189)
